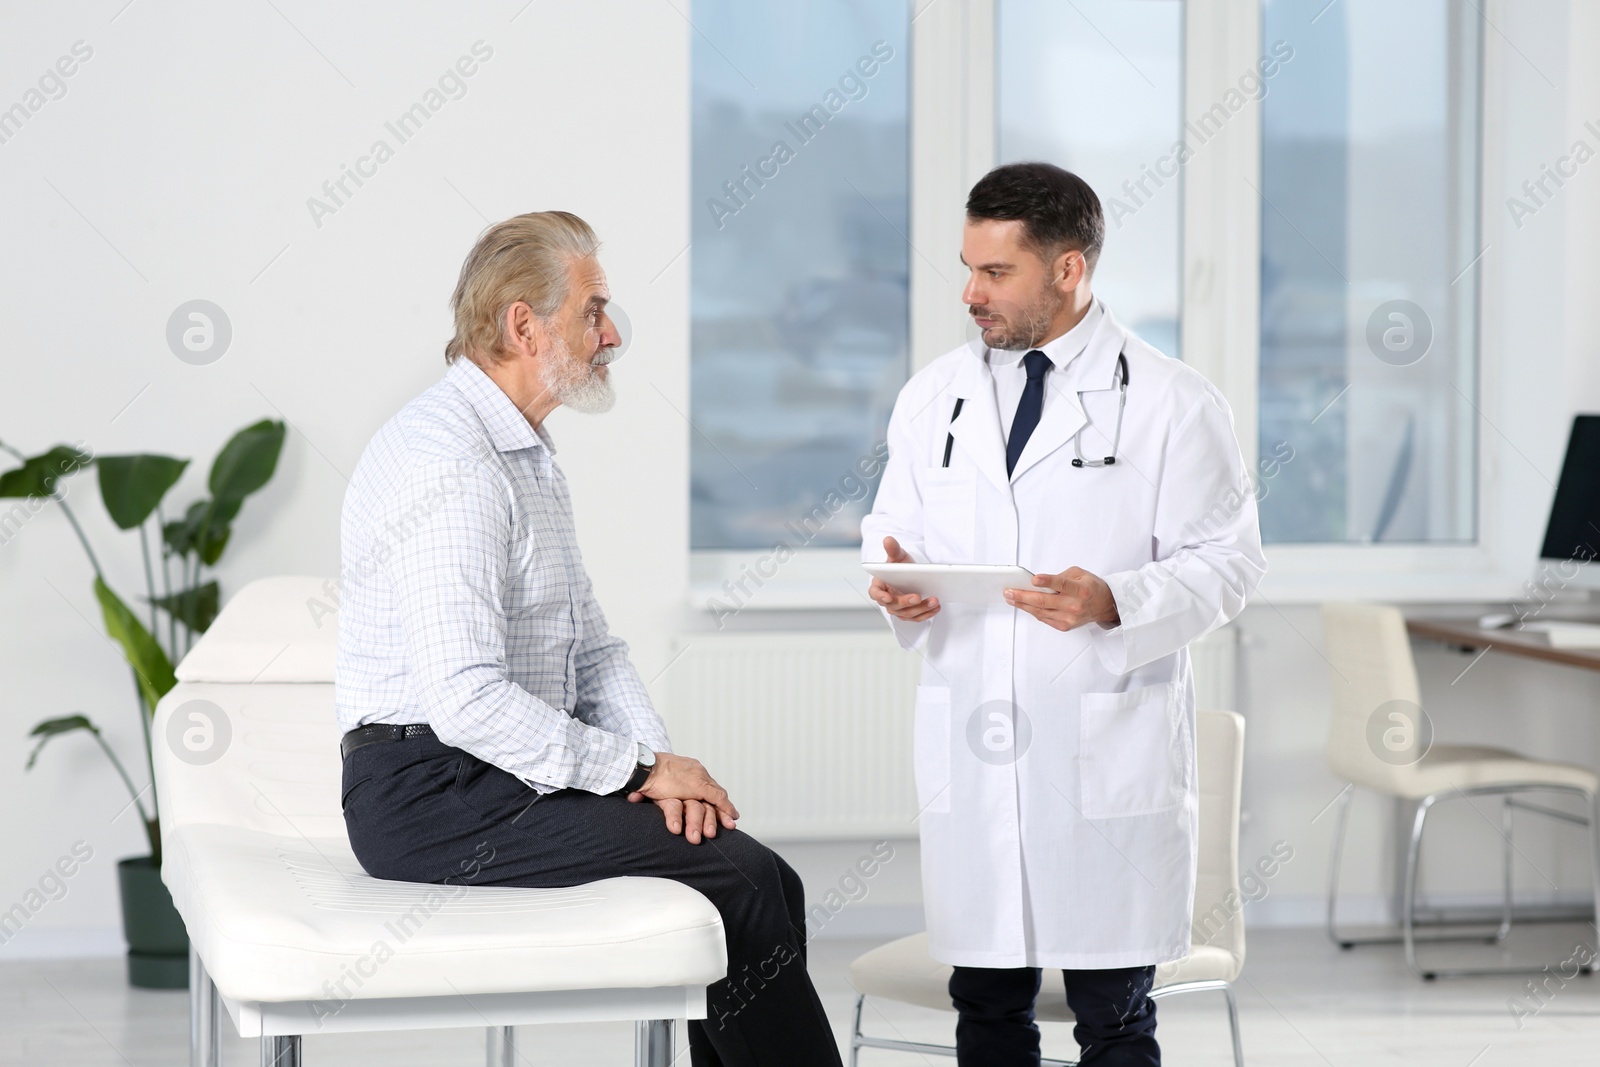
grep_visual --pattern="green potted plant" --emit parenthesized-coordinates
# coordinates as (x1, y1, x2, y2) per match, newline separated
(5, 419, 286, 988)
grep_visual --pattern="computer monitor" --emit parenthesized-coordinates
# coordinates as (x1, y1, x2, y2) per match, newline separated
(1539, 414, 1600, 590)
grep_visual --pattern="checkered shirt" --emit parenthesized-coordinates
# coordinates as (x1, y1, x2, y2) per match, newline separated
(334, 356, 670, 794)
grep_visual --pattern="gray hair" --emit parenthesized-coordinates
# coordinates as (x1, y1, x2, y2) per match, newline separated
(444, 210, 599, 366)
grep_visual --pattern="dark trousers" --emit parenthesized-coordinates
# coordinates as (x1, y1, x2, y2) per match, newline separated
(948, 963, 1158, 1066)
(340, 732, 843, 1067)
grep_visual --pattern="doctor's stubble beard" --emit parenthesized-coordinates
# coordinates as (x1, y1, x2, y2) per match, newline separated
(973, 281, 1067, 351)
(537, 322, 617, 414)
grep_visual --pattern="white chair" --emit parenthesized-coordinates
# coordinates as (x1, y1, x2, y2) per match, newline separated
(1321, 601, 1600, 979)
(154, 576, 727, 1066)
(847, 709, 1246, 1067)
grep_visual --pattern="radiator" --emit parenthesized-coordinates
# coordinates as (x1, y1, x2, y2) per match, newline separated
(662, 625, 1240, 840)
(663, 631, 921, 840)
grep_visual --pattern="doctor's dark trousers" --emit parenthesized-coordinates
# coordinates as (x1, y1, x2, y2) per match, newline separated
(340, 731, 844, 1067)
(948, 963, 1159, 1066)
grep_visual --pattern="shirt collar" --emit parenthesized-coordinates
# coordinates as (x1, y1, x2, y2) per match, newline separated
(984, 297, 1105, 373)
(445, 356, 557, 455)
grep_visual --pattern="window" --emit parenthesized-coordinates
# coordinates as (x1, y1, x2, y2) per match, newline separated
(689, 1, 910, 552)
(685, 0, 1504, 605)
(998, 0, 1186, 359)
(1257, 0, 1481, 544)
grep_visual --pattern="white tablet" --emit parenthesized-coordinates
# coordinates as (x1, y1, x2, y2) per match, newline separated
(860, 562, 1045, 605)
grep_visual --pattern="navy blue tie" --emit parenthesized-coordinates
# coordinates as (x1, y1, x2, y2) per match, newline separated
(1005, 350, 1051, 477)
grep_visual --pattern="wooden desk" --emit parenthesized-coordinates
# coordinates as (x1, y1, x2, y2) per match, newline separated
(1406, 616, 1600, 673)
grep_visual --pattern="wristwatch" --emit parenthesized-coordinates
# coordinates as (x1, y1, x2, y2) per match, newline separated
(621, 742, 656, 795)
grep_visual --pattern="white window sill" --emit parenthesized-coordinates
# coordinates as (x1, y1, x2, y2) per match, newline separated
(1257, 544, 1545, 604)
(689, 544, 1548, 612)
(690, 548, 878, 613)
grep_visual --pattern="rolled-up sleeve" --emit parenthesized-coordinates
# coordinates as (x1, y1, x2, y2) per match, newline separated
(380, 457, 640, 794)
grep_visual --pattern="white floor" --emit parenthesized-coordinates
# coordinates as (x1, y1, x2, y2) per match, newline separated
(3, 924, 1598, 1065)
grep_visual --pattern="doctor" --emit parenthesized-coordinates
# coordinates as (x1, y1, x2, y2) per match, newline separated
(862, 162, 1265, 1066)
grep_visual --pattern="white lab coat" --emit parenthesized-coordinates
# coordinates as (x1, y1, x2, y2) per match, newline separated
(861, 303, 1265, 970)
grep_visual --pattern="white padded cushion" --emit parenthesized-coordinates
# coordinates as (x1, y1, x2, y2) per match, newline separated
(1155, 944, 1241, 987)
(1399, 743, 1599, 799)
(175, 576, 338, 683)
(1322, 603, 1599, 798)
(848, 933, 1242, 1019)
(162, 825, 728, 1002)
(156, 576, 728, 1003)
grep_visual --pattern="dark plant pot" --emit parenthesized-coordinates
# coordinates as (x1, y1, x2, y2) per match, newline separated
(116, 855, 189, 989)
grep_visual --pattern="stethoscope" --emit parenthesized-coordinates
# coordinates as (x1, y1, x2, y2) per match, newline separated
(941, 342, 1130, 469)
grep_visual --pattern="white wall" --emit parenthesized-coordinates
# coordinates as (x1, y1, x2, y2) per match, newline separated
(3, 0, 1600, 957)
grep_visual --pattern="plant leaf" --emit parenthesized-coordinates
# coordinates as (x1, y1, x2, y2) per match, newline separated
(208, 419, 285, 502)
(197, 496, 240, 566)
(148, 581, 220, 633)
(198, 523, 232, 566)
(0, 446, 93, 498)
(163, 500, 207, 557)
(96, 455, 190, 530)
(26, 714, 99, 769)
(93, 576, 176, 710)
(209, 496, 242, 525)
(162, 496, 236, 565)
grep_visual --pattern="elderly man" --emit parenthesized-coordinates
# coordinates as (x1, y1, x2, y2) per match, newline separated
(336, 211, 843, 1066)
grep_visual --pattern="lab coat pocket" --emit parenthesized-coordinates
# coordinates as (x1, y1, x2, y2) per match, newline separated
(917, 467, 977, 563)
(1078, 682, 1185, 819)
(913, 685, 952, 815)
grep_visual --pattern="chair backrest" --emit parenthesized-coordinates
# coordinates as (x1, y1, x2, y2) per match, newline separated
(1319, 601, 1424, 793)
(1182, 709, 1247, 970)
(152, 577, 345, 839)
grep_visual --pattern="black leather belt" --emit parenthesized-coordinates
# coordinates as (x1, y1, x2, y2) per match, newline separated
(341, 722, 435, 759)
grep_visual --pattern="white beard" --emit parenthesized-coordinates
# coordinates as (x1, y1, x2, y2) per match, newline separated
(539, 329, 616, 414)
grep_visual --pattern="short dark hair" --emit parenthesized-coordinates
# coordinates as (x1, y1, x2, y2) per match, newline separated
(965, 162, 1105, 274)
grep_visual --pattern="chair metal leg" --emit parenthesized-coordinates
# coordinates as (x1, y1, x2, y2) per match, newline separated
(486, 1024, 516, 1066)
(1407, 785, 1597, 979)
(1588, 789, 1600, 973)
(1327, 784, 1497, 949)
(259, 1035, 300, 1067)
(635, 1019, 674, 1067)
(1495, 796, 1514, 943)
(850, 993, 864, 1067)
(1324, 784, 1355, 948)
(189, 946, 222, 1067)
(1402, 794, 1432, 977)
(1221, 984, 1245, 1067)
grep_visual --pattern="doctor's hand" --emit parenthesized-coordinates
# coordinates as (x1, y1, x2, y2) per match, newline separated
(1004, 567, 1121, 632)
(868, 536, 941, 622)
(626, 752, 740, 844)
